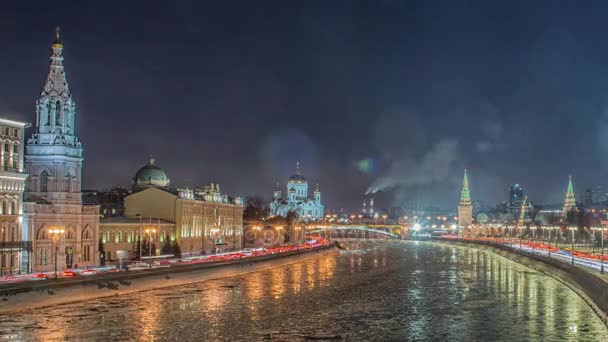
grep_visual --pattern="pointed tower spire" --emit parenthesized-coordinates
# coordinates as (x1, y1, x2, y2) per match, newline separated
(33, 26, 76, 137)
(296, 161, 301, 174)
(53, 26, 62, 47)
(459, 169, 471, 204)
(563, 175, 576, 216)
(458, 169, 473, 230)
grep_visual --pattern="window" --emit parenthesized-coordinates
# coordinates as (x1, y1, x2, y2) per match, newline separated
(1, 201, 7, 215)
(55, 101, 62, 126)
(13, 145, 17, 153)
(64, 173, 71, 192)
(40, 249, 47, 265)
(40, 171, 48, 192)
(83, 245, 90, 262)
(13, 129, 18, 138)
(1, 254, 5, 268)
(10, 201, 16, 215)
(3, 144, 8, 153)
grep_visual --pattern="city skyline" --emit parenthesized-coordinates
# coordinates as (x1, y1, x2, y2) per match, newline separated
(3, 1, 608, 211)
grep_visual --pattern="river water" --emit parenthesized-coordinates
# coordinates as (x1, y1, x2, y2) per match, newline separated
(0, 241, 606, 341)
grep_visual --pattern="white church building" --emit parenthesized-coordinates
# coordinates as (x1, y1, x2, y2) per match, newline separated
(270, 162, 324, 221)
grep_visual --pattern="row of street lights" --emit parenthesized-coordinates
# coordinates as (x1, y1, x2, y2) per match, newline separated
(463, 224, 607, 274)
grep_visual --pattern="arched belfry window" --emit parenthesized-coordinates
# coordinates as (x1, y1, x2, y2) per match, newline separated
(45, 102, 51, 126)
(64, 173, 71, 192)
(55, 101, 62, 127)
(40, 171, 48, 192)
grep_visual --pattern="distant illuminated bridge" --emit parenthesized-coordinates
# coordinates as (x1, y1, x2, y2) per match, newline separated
(305, 224, 404, 239)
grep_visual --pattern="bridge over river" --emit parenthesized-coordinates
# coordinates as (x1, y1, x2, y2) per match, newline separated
(305, 224, 406, 239)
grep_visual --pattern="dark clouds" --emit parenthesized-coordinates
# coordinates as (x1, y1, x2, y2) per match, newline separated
(1, 0, 608, 210)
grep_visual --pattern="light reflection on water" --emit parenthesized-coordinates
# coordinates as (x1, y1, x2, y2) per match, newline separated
(0, 241, 606, 341)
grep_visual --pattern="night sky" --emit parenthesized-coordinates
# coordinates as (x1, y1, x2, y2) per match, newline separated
(1, 1, 608, 211)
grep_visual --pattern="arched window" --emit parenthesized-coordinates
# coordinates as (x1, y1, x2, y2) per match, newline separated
(64, 173, 71, 192)
(40, 171, 48, 192)
(1, 201, 7, 215)
(55, 101, 62, 127)
(10, 201, 16, 215)
(83, 245, 90, 262)
(46, 102, 51, 126)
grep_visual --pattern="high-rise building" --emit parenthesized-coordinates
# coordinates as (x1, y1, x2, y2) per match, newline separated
(23, 28, 100, 272)
(562, 175, 576, 216)
(458, 169, 472, 230)
(0, 118, 29, 274)
(508, 184, 524, 216)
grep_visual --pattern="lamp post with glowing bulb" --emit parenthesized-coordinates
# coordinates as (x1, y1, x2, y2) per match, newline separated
(275, 226, 284, 245)
(144, 227, 156, 266)
(210, 227, 220, 253)
(48, 227, 65, 278)
(568, 226, 577, 265)
(592, 226, 606, 274)
(294, 226, 301, 250)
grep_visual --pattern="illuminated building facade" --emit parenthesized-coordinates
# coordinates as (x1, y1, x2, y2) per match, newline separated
(0, 118, 29, 274)
(23, 28, 99, 272)
(100, 157, 244, 259)
(270, 162, 324, 221)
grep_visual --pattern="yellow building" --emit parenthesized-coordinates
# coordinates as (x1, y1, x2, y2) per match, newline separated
(100, 157, 244, 259)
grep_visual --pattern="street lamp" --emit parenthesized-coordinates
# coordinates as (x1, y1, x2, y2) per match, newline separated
(136, 214, 143, 261)
(275, 226, 284, 245)
(144, 227, 156, 266)
(210, 227, 220, 253)
(294, 226, 301, 249)
(568, 226, 577, 265)
(592, 226, 606, 274)
(48, 227, 65, 278)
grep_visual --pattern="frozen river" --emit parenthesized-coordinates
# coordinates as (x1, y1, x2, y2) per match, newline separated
(0, 241, 606, 341)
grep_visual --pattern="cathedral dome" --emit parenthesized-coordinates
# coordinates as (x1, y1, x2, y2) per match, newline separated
(288, 173, 307, 183)
(288, 161, 307, 184)
(133, 156, 170, 191)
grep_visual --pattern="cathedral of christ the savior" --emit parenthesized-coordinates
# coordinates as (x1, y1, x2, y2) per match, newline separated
(270, 162, 324, 221)
(22, 28, 99, 272)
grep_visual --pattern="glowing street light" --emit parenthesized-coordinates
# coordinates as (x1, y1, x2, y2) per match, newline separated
(592, 226, 606, 273)
(48, 227, 65, 278)
(145, 227, 157, 266)
(568, 226, 577, 265)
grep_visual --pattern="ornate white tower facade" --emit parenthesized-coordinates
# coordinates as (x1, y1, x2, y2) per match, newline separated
(23, 28, 99, 272)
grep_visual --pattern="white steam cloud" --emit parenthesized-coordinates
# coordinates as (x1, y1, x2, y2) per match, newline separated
(366, 139, 460, 195)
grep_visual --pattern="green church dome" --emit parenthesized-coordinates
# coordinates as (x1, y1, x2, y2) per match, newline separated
(133, 156, 170, 191)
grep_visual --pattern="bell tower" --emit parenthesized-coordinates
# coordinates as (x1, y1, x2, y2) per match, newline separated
(25, 27, 83, 205)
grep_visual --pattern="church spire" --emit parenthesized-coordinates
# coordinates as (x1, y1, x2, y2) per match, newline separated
(296, 161, 301, 174)
(31, 26, 77, 139)
(52, 26, 62, 47)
